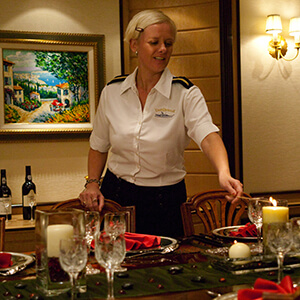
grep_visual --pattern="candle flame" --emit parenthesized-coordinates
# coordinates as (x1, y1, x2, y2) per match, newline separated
(269, 196, 277, 206)
(234, 240, 237, 244)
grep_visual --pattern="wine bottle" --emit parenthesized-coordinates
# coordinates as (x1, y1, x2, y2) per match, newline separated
(0, 169, 12, 220)
(22, 166, 36, 220)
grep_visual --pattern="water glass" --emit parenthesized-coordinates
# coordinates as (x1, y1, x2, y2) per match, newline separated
(85, 211, 100, 275)
(94, 231, 126, 299)
(247, 197, 271, 253)
(59, 237, 87, 300)
(104, 212, 127, 272)
(267, 222, 293, 283)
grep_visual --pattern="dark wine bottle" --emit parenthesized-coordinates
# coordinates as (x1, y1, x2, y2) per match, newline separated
(0, 169, 12, 220)
(22, 166, 36, 220)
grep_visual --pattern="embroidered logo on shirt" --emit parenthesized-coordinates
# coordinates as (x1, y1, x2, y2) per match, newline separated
(155, 108, 175, 118)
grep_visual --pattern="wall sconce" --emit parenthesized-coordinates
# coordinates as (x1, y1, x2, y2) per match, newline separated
(266, 14, 300, 61)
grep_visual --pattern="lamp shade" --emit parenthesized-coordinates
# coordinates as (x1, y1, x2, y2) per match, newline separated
(266, 14, 282, 34)
(289, 17, 300, 35)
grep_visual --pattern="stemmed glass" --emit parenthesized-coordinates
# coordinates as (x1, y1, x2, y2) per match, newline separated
(84, 211, 101, 275)
(247, 198, 271, 253)
(104, 212, 127, 272)
(59, 237, 87, 300)
(28, 197, 36, 222)
(267, 222, 293, 283)
(94, 231, 126, 299)
(3, 198, 10, 223)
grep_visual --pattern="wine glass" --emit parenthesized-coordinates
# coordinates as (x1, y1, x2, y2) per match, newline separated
(59, 237, 87, 300)
(3, 198, 10, 223)
(94, 231, 126, 299)
(247, 198, 271, 253)
(267, 222, 293, 283)
(84, 210, 101, 275)
(28, 196, 36, 222)
(104, 212, 127, 272)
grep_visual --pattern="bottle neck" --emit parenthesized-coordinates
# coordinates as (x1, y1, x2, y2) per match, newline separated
(25, 166, 32, 182)
(1, 170, 7, 186)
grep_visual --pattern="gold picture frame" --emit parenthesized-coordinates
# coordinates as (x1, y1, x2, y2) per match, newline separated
(0, 30, 105, 136)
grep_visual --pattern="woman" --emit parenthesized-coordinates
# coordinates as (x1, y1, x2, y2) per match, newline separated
(79, 10, 243, 237)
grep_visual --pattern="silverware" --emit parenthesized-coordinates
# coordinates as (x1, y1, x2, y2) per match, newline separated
(206, 290, 222, 298)
(126, 243, 179, 258)
(0, 263, 27, 276)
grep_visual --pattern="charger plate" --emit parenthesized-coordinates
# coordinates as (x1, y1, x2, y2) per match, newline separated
(212, 226, 257, 242)
(0, 252, 35, 276)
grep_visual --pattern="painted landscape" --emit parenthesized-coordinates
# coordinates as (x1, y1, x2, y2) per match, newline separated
(3, 49, 90, 124)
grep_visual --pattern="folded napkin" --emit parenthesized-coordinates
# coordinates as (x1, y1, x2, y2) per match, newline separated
(125, 232, 161, 251)
(90, 232, 161, 251)
(238, 276, 298, 300)
(0, 253, 13, 268)
(229, 222, 257, 237)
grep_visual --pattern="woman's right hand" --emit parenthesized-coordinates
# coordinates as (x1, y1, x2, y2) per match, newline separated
(79, 182, 105, 211)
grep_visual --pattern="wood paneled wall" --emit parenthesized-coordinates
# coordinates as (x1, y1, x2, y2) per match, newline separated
(121, 0, 221, 197)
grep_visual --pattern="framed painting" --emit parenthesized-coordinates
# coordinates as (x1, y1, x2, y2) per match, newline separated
(0, 30, 105, 135)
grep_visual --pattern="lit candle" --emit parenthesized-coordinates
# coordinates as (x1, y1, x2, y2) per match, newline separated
(228, 241, 251, 259)
(46, 224, 74, 257)
(262, 197, 289, 253)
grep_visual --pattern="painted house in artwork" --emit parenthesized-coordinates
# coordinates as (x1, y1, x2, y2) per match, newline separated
(56, 83, 72, 108)
(3, 58, 24, 105)
(14, 85, 24, 104)
(30, 91, 40, 101)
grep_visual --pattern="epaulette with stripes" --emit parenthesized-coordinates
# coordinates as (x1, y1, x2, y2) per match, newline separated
(107, 74, 129, 86)
(172, 76, 194, 89)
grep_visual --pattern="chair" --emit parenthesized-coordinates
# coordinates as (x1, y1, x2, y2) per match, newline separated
(51, 198, 136, 232)
(0, 217, 5, 251)
(180, 189, 251, 236)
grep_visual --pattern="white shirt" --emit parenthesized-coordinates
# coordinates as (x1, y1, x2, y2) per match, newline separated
(90, 68, 219, 187)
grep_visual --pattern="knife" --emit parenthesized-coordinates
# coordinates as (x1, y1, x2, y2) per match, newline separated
(192, 234, 224, 247)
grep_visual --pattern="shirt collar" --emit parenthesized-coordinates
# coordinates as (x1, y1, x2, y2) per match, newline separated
(120, 67, 173, 99)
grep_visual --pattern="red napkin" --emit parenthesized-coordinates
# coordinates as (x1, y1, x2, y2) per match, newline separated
(90, 232, 161, 251)
(229, 222, 257, 237)
(125, 232, 161, 251)
(0, 253, 13, 268)
(238, 276, 298, 300)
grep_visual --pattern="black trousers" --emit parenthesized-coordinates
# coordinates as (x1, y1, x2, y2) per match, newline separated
(101, 169, 186, 238)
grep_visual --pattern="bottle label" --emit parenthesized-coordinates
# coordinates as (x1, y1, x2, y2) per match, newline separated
(23, 190, 36, 206)
(1, 177, 6, 185)
(0, 196, 12, 214)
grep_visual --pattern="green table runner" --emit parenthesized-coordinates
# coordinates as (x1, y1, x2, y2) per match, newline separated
(1, 262, 299, 299)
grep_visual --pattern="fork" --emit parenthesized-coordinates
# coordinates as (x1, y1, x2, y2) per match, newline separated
(126, 243, 179, 258)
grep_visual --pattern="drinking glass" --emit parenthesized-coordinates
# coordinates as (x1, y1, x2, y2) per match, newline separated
(94, 231, 126, 299)
(84, 211, 100, 275)
(267, 222, 293, 283)
(59, 237, 87, 300)
(104, 212, 127, 272)
(3, 198, 10, 223)
(28, 197, 36, 221)
(247, 198, 271, 253)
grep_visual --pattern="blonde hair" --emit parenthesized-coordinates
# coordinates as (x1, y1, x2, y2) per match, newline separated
(124, 10, 177, 43)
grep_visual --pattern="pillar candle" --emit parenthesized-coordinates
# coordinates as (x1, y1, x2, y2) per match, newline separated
(262, 205, 289, 253)
(47, 224, 74, 257)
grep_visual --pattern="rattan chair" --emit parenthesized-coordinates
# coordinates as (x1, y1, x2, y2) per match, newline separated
(180, 189, 251, 236)
(51, 198, 136, 232)
(0, 217, 5, 251)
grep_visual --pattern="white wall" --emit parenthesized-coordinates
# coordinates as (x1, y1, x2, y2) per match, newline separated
(0, 0, 121, 204)
(240, 0, 300, 193)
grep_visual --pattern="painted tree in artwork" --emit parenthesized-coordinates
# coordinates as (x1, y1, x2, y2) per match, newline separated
(34, 51, 88, 104)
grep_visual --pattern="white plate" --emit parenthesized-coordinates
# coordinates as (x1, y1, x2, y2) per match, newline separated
(214, 292, 237, 299)
(212, 226, 257, 242)
(126, 236, 178, 255)
(0, 251, 35, 275)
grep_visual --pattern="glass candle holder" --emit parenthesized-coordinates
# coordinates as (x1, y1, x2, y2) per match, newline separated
(35, 209, 86, 297)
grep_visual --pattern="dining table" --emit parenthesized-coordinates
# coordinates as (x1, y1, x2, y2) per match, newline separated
(1, 232, 300, 300)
